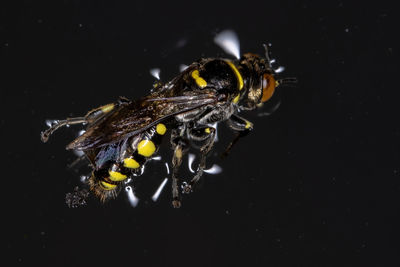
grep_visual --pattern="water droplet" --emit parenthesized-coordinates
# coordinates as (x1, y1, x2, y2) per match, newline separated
(214, 30, 240, 59)
(151, 178, 168, 202)
(188, 153, 196, 173)
(151, 155, 162, 161)
(45, 119, 59, 127)
(179, 64, 188, 72)
(150, 68, 161, 80)
(204, 164, 222, 174)
(274, 66, 285, 73)
(165, 162, 170, 175)
(125, 186, 139, 207)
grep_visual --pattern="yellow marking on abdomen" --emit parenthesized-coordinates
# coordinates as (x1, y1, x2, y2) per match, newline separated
(156, 123, 167, 135)
(205, 128, 211, 134)
(108, 170, 127, 181)
(123, 158, 140, 169)
(225, 61, 244, 90)
(101, 103, 115, 113)
(137, 139, 156, 157)
(191, 70, 207, 88)
(100, 181, 117, 190)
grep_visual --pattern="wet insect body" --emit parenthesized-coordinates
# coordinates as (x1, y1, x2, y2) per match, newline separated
(41, 38, 293, 208)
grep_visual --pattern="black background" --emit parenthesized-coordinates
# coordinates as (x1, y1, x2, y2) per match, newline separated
(2, 1, 399, 266)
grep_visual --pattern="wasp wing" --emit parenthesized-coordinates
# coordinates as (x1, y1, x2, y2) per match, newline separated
(84, 137, 134, 170)
(66, 91, 218, 151)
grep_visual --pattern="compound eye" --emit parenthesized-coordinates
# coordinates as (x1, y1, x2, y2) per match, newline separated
(261, 73, 276, 102)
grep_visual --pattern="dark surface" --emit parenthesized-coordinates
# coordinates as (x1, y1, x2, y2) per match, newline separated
(2, 1, 399, 266)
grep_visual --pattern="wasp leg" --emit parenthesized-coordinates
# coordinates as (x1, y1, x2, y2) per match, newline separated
(170, 128, 189, 208)
(41, 117, 87, 143)
(222, 114, 253, 158)
(41, 102, 116, 143)
(182, 126, 216, 194)
(67, 154, 87, 170)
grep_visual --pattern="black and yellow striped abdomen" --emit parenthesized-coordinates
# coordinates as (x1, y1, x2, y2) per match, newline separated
(89, 123, 168, 201)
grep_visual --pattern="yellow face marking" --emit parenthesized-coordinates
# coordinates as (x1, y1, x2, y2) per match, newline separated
(225, 61, 244, 90)
(137, 139, 156, 157)
(191, 70, 207, 88)
(156, 123, 167, 135)
(108, 170, 127, 181)
(123, 158, 140, 169)
(101, 103, 115, 113)
(205, 128, 211, 134)
(100, 181, 117, 190)
(233, 94, 240, 104)
(245, 120, 253, 129)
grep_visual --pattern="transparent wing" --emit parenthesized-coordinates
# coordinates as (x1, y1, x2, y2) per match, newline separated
(67, 92, 218, 151)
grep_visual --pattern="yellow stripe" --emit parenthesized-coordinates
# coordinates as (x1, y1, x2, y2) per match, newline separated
(123, 158, 140, 169)
(191, 70, 207, 88)
(205, 128, 211, 134)
(156, 123, 167, 135)
(137, 139, 156, 157)
(100, 181, 117, 190)
(108, 170, 127, 181)
(225, 61, 243, 90)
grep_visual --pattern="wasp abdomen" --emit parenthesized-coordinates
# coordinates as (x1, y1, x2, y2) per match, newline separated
(89, 123, 168, 201)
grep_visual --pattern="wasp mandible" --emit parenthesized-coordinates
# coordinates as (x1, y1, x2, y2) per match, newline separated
(41, 30, 296, 208)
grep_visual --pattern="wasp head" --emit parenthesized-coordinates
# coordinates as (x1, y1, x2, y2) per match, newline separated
(237, 45, 296, 109)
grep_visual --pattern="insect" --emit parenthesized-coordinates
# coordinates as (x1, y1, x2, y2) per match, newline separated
(41, 30, 296, 208)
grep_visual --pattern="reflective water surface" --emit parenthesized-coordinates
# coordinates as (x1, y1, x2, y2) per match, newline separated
(3, 1, 398, 266)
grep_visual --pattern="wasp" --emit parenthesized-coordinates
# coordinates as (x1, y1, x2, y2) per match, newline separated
(41, 30, 295, 208)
